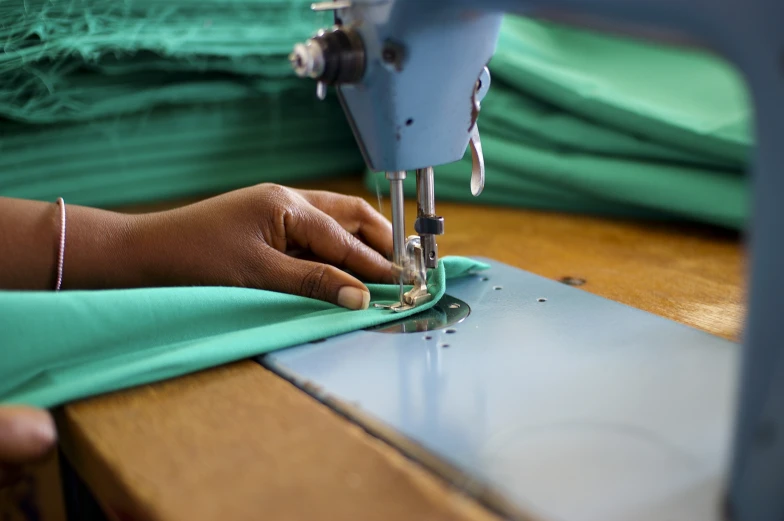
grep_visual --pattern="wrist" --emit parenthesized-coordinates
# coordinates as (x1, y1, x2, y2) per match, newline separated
(121, 210, 179, 288)
(61, 205, 145, 289)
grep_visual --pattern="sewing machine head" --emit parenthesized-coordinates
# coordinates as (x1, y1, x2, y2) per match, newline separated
(289, 1, 501, 172)
(290, 1, 503, 295)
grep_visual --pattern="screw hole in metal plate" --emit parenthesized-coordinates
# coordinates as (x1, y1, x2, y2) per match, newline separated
(424, 335, 432, 340)
(445, 329, 457, 334)
(538, 298, 547, 303)
(440, 344, 450, 349)
(493, 286, 502, 290)
(481, 276, 489, 281)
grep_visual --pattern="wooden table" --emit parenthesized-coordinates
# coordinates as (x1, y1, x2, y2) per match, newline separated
(55, 177, 745, 521)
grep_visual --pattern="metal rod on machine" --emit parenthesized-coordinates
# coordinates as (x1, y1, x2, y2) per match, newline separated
(416, 167, 435, 215)
(416, 167, 438, 269)
(386, 170, 407, 270)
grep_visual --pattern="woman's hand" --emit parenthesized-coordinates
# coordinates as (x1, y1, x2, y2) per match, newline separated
(0, 407, 56, 488)
(0, 184, 397, 309)
(131, 184, 397, 309)
(0, 186, 395, 485)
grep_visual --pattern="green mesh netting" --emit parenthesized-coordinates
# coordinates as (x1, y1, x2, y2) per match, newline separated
(0, 0, 331, 122)
(0, 0, 363, 206)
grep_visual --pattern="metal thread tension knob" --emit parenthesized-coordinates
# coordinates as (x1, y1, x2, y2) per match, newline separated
(290, 41, 325, 79)
(289, 27, 366, 100)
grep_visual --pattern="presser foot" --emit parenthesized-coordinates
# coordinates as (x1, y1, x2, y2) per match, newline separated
(374, 236, 433, 313)
(373, 288, 433, 313)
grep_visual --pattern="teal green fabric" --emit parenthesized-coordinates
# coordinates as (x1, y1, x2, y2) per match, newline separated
(492, 16, 751, 165)
(0, 5, 752, 221)
(0, 257, 489, 409)
(365, 104, 747, 228)
(0, 0, 330, 123)
(0, 0, 362, 207)
(0, 91, 365, 207)
(480, 80, 742, 169)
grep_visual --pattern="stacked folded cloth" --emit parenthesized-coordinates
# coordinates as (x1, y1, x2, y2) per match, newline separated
(0, 3, 753, 228)
(0, 0, 364, 207)
(365, 17, 752, 230)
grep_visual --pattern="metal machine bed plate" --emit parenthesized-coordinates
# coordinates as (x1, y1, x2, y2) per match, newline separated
(261, 258, 737, 521)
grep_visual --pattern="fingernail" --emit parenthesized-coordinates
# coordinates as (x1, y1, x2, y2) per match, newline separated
(337, 287, 370, 310)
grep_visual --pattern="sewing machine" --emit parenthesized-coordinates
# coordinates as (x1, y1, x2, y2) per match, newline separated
(268, 2, 783, 520)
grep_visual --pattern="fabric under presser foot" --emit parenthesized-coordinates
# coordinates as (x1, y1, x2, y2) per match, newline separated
(0, 256, 490, 409)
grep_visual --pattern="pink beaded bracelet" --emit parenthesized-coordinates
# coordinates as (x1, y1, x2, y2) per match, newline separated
(55, 197, 66, 291)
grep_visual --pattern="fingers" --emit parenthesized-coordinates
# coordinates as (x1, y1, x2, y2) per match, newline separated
(261, 251, 371, 310)
(294, 190, 393, 259)
(284, 196, 397, 285)
(0, 407, 56, 466)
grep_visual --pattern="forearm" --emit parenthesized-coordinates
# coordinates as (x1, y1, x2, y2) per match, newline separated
(0, 185, 396, 306)
(0, 197, 142, 290)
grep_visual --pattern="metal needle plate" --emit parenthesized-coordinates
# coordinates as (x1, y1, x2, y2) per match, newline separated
(260, 258, 738, 521)
(366, 294, 470, 334)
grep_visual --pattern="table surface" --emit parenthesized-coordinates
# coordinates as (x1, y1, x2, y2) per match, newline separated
(57, 177, 745, 521)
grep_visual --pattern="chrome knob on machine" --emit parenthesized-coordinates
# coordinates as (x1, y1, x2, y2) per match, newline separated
(289, 25, 365, 100)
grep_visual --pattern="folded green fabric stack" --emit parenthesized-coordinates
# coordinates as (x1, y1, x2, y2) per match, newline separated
(0, 0, 364, 207)
(0, 3, 753, 225)
(0, 92, 363, 207)
(365, 17, 752, 229)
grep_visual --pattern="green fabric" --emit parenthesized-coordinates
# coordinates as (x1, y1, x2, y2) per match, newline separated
(0, 91, 365, 207)
(480, 80, 742, 169)
(0, 5, 752, 222)
(0, 257, 489, 409)
(365, 115, 747, 228)
(492, 16, 751, 164)
(0, 0, 361, 207)
(0, 0, 329, 123)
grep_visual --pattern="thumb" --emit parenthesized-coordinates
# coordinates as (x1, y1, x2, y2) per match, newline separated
(0, 406, 57, 465)
(262, 251, 371, 310)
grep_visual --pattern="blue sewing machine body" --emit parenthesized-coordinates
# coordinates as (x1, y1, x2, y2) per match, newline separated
(284, 1, 784, 520)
